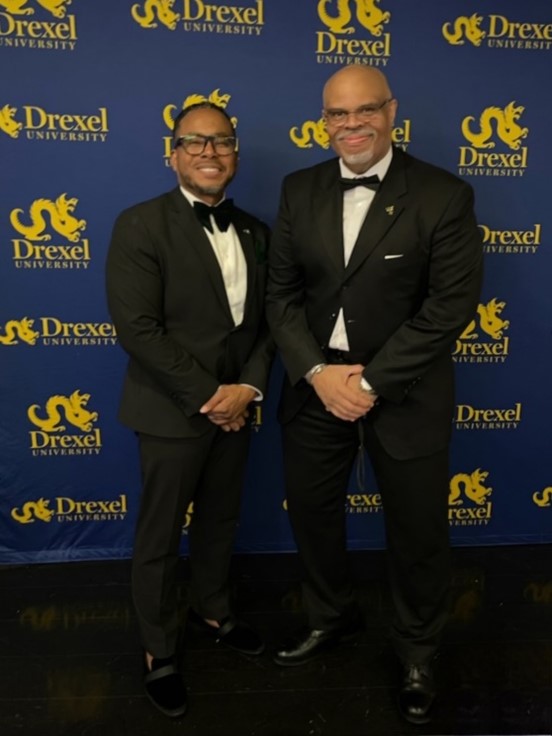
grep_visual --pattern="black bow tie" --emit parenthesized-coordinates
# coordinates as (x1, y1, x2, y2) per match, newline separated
(339, 175, 380, 192)
(193, 199, 234, 233)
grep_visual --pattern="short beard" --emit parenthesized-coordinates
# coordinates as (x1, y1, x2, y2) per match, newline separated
(182, 172, 235, 200)
(341, 151, 375, 169)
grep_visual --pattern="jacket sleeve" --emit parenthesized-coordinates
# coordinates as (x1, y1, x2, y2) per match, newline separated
(105, 208, 219, 417)
(266, 179, 327, 385)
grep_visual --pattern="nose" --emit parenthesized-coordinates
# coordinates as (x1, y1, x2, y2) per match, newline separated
(202, 138, 218, 156)
(343, 111, 364, 126)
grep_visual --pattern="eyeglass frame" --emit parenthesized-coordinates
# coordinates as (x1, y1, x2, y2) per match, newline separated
(173, 134, 239, 155)
(322, 98, 395, 127)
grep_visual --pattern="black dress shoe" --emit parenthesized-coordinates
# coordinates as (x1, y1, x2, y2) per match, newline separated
(187, 609, 265, 655)
(274, 621, 362, 667)
(397, 661, 436, 725)
(144, 655, 187, 719)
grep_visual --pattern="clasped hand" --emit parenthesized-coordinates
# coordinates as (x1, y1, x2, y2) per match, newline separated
(312, 364, 377, 422)
(200, 384, 256, 432)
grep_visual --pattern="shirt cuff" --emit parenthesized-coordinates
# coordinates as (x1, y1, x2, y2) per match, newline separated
(240, 383, 263, 401)
(360, 377, 376, 394)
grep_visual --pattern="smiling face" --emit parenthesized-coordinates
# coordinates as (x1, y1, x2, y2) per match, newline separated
(323, 66, 397, 173)
(170, 107, 237, 205)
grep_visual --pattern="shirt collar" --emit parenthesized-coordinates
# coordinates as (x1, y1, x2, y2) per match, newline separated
(339, 146, 393, 182)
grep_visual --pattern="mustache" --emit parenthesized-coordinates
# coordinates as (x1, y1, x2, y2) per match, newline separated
(335, 127, 373, 141)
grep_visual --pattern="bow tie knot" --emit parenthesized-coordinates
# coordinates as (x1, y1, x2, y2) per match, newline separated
(339, 175, 380, 192)
(193, 199, 234, 233)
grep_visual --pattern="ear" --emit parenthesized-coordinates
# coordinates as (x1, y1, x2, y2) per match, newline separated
(169, 148, 178, 173)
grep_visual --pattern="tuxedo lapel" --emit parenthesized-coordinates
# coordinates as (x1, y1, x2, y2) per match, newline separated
(313, 160, 346, 273)
(167, 188, 234, 322)
(345, 150, 408, 279)
(232, 211, 258, 318)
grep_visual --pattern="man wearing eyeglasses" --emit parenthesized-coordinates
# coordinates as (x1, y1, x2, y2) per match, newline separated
(106, 102, 273, 718)
(266, 66, 482, 724)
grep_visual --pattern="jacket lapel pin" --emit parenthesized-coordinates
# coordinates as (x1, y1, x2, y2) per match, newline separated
(385, 205, 395, 216)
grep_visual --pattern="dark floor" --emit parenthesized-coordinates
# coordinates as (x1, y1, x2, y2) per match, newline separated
(0, 545, 551, 736)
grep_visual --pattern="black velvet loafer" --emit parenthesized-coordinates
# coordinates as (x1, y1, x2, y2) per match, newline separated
(143, 655, 187, 719)
(187, 609, 265, 655)
(397, 661, 436, 725)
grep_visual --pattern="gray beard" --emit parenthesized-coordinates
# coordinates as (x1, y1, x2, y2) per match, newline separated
(342, 151, 374, 169)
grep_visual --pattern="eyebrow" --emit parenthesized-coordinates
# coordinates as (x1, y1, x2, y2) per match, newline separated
(178, 131, 234, 137)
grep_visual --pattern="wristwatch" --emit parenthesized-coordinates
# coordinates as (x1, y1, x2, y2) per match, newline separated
(305, 363, 327, 385)
(360, 378, 378, 397)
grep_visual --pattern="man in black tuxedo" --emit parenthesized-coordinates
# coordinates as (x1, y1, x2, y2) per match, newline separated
(266, 66, 482, 724)
(106, 102, 272, 718)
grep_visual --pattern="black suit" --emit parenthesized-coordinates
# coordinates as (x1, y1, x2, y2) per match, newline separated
(266, 148, 483, 663)
(106, 187, 272, 657)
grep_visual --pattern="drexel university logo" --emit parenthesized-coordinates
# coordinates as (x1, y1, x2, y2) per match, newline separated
(7, 193, 91, 269)
(453, 298, 510, 364)
(27, 389, 103, 456)
(449, 469, 493, 526)
(316, 0, 391, 66)
(442, 13, 552, 51)
(0, 0, 77, 51)
(458, 102, 529, 177)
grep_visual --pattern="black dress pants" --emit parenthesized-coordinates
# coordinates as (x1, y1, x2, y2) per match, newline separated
(132, 425, 251, 658)
(282, 393, 451, 664)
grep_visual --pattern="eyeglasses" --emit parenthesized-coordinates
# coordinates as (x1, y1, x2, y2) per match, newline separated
(323, 98, 394, 127)
(174, 134, 238, 155)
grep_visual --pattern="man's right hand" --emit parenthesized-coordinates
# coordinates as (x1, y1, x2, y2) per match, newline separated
(311, 364, 376, 421)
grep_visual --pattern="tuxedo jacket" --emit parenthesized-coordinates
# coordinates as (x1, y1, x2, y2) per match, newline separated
(266, 147, 483, 460)
(106, 187, 273, 438)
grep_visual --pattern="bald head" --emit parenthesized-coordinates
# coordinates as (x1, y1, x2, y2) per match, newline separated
(322, 65, 397, 173)
(323, 66, 393, 108)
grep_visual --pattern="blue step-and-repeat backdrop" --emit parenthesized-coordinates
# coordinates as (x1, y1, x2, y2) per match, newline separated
(1, 0, 551, 564)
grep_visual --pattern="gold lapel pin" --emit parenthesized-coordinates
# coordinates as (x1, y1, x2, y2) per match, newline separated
(385, 206, 395, 216)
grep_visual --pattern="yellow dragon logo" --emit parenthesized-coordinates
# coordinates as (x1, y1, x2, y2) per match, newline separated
(460, 299, 509, 341)
(462, 102, 528, 151)
(442, 14, 486, 47)
(131, 0, 180, 30)
(532, 487, 552, 508)
(36, 0, 71, 18)
(0, 0, 33, 14)
(318, 0, 390, 35)
(10, 193, 86, 242)
(0, 0, 71, 16)
(0, 318, 40, 346)
(163, 89, 237, 132)
(289, 118, 330, 150)
(449, 469, 492, 506)
(0, 104, 23, 139)
(11, 498, 55, 524)
(27, 390, 98, 433)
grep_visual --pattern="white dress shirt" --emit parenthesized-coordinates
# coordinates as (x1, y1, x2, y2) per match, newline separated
(329, 147, 393, 351)
(180, 187, 247, 327)
(180, 187, 262, 400)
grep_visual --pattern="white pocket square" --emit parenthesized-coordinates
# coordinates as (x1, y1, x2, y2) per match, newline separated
(384, 254, 404, 260)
